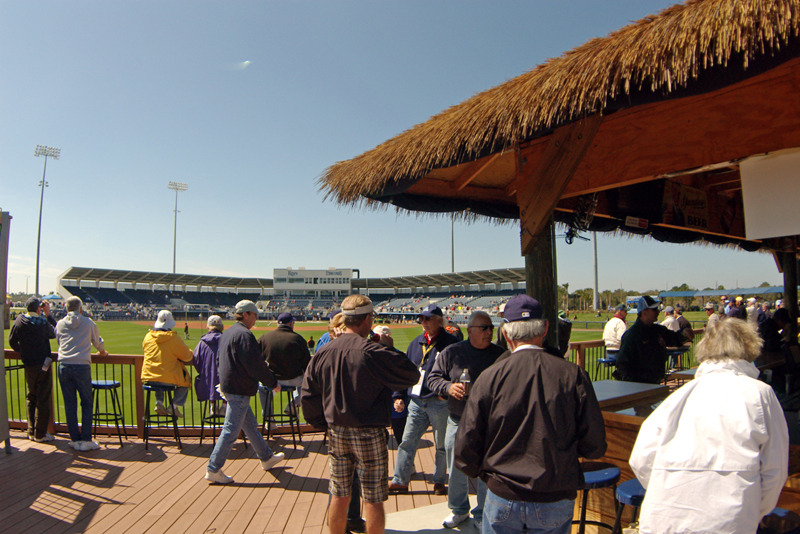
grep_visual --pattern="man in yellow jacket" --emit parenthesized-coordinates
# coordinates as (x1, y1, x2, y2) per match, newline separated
(142, 310, 193, 417)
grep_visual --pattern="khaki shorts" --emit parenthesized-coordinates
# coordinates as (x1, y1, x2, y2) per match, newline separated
(328, 425, 389, 503)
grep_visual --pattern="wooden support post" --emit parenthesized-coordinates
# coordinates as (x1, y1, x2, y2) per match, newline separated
(781, 245, 799, 344)
(525, 216, 559, 350)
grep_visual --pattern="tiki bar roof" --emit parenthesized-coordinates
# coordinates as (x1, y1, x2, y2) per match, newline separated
(319, 0, 800, 253)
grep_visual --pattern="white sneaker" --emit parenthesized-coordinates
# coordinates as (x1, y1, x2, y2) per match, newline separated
(443, 513, 470, 528)
(169, 405, 184, 418)
(261, 452, 285, 471)
(155, 401, 169, 416)
(68, 441, 82, 450)
(80, 441, 100, 451)
(205, 468, 233, 484)
(33, 433, 55, 443)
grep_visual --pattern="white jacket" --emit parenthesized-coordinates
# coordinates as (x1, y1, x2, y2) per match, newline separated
(602, 316, 627, 350)
(630, 358, 789, 534)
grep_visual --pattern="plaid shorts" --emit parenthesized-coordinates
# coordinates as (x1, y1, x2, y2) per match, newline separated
(328, 425, 389, 503)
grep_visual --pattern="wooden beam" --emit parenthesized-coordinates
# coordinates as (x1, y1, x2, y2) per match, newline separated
(451, 152, 502, 191)
(525, 217, 559, 350)
(518, 114, 604, 255)
(405, 178, 515, 204)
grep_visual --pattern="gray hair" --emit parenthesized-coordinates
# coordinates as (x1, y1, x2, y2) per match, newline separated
(65, 296, 82, 313)
(695, 318, 762, 363)
(467, 311, 492, 327)
(503, 319, 548, 342)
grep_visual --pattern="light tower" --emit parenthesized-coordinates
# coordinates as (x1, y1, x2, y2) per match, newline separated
(34, 145, 60, 296)
(168, 181, 188, 274)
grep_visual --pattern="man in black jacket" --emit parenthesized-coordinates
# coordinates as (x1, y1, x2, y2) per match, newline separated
(205, 300, 284, 484)
(9, 297, 57, 442)
(258, 312, 311, 422)
(455, 294, 606, 534)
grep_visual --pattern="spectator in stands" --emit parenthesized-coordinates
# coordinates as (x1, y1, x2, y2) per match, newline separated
(389, 304, 458, 496)
(373, 324, 408, 446)
(315, 310, 342, 353)
(674, 304, 694, 342)
(193, 315, 225, 415)
(56, 296, 108, 451)
(660, 306, 678, 331)
(728, 296, 747, 320)
(630, 318, 788, 534)
(141, 310, 193, 417)
(758, 301, 772, 327)
(205, 300, 284, 484)
(602, 303, 627, 356)
(746, 297, 759, 328)
(495, 303, 507, 350)
(9, 297, 57, 442)
(704, 301, 721, 329)
(258, 312, 311, 421)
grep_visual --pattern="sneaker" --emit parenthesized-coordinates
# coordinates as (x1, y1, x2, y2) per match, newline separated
(68, 441, 82, 450)
(261, 452, 285, 471)
(433, 483, 448, 495)
(205, 468, 234, 484)
(346, 518, 367, 534)
(388, 481, 409, 494)
(33, 433, 55, 443)
(169, 405, 184, 418)
(443, 512, 470, 528)
(80, 441, 100, 451)
(155, 401, 169, 416)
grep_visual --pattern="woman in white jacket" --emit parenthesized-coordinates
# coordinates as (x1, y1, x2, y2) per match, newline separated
(629, 318, 789, 534)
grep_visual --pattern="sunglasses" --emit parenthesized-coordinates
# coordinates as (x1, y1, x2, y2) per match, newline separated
(470, 324, 494, 331)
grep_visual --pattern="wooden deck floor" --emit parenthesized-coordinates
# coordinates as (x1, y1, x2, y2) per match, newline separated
(0, 428, 449, 534)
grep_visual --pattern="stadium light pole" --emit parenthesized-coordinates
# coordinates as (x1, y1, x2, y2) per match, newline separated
(34, 145, 60, 297)
(168, 181, 188, 274)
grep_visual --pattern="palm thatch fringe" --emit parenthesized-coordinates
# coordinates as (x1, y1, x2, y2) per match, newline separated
(319, 0, 800, 206)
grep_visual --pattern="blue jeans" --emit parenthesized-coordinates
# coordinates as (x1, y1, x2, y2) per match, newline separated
(483, 490, 573, 534)
(207, 393, 276, 473)
(58, 364, 94, 442)
(392, 397, 449, 485)
(446, 415, 486, 520)
(145, 381, 189, 407)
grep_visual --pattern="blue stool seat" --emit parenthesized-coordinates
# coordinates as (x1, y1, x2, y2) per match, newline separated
(595, 353, 617, 380)
(91, 380, 126, 446)
(612, 478, 646, 533)
(142, 383, 182, 450)
(574, 462, 620, 534)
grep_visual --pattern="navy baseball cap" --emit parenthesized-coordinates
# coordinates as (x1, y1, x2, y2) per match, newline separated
(419, 304, 443, 318)
(503, 294, 543, 322)
(637, 296, 660, 313)
(327, 310, 341, 320)
(277, 312, 294, 324)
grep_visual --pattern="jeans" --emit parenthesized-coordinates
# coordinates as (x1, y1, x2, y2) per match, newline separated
(258, 376, 304, 420)
(483, 490, 573, 534)
(446, 415, 486, 520)
(58, 364, 94, 442)
(25, 365, 53, 439)
(392, 397, 449, 485)
(144, 381, 189, 407)
(207, 393, 276, 473)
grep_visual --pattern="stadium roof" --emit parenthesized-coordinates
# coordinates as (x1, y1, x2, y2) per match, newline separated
(658, 286, 792, 298)
(58, 266, 526, 292)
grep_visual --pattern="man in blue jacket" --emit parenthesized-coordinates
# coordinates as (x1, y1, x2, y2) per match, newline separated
(389, 304, 458, 496)
(205, 300, 284, 484)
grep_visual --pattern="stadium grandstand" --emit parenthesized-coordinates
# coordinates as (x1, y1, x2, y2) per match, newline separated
(55, 266, 527, 323)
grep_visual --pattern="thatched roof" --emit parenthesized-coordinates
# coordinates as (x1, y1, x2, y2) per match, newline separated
(319, 0, 800, 206)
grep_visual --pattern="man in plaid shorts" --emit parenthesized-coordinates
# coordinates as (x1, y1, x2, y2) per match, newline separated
(302, 294, 420, 534)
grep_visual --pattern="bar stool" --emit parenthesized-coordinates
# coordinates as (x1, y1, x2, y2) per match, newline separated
(611, 478, 645, 534)
(572, 461, 620, 534)
(199, 400, 248, 448)
(92, 380, 126, 446)
(263, 387, 302, 448)
(142, 383, 182, 450)
(595, 351, 617, 380)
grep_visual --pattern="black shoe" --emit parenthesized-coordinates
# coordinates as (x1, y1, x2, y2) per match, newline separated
(346, 518, 366, 533)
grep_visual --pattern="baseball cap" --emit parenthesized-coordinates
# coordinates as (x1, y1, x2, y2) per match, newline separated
(735, 296, 743, 303)
(373, 325, 391, 336)
(776, 299, 783, 307)
(614, 303, 627, 311)
(747, 297, 757, 304)
(207, 315, 223, 328)
(637, 296, 660, 313)
(664, 306, 674, 314)
(277, 312, 294, 324)
(25, 297, 42, 312)
(704, 302, 715, 310)
(154, 310, 176, 330)
(503, 294, 543, 322)
(327, 309, 341, 320)
(419, 304, 443, 318)
(235, 300, 259, 314)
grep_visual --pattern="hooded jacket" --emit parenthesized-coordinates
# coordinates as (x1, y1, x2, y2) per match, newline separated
(193, 330, 223, 401)
(141, 329, 193, 387)
(8, 312, 57, 366)
(56, 312, 105, 365)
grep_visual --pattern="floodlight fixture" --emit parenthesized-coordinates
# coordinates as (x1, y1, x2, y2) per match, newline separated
(168, 181, 189, 273)
(34, 144, 60, 296)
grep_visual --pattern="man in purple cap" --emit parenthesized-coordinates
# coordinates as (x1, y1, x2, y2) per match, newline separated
(258, 312, 311, 421)
(455, 294, 606, 534)
(389, 303, 458, 496)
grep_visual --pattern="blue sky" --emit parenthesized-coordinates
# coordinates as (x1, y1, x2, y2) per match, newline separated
(0, 1, 783, 295)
